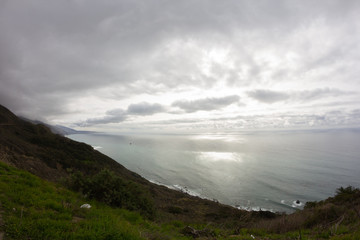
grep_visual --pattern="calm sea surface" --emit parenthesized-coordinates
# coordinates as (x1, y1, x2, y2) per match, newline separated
(68, 129, 360, 213)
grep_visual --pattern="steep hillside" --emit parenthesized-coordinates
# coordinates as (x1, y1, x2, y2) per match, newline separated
(0, 105, 140, 182)
(0, 104, 256, 225)
(0, 161, 148, 240)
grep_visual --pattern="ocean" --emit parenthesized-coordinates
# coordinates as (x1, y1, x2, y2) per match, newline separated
(68, 128, 360, 213)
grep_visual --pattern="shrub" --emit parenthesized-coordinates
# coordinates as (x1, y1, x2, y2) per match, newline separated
(67, 169, 155, 218)
(167, 206, 183, 214)
(334, 186, 360, 203)
(304, 201, 317, 209)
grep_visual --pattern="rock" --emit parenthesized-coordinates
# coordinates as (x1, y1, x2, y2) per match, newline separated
(80, 203, 91, 209)
(181, 226, 215, 238)
(182, 226, 199, 238)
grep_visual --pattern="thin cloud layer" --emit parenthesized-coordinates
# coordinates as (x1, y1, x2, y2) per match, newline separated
(78, 109, 127, 127)
(78, 102, 166, 126)
(0, 0, 360, 130)
(127, 102, 165, 115)
(248, 88, 353, 104)
(172, 95, 240, 113)
(248, 90, 289, 103)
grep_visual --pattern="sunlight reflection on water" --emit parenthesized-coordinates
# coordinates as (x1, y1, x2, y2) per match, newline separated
(197, 151, 242, 162)
(191, 134, 246, 143)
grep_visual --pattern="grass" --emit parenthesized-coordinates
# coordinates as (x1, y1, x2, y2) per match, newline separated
(1, 160, 360, 239)
(0, 161, 182, 240)
(0, 160, 245, 239)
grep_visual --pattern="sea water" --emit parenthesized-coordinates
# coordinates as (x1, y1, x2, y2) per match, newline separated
(68, 128, 360, 213)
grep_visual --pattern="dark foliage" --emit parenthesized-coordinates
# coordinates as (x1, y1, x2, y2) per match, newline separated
(334, 186, 360, 203)
(67, 169, 155, 219)
(167, 206, 183, 214)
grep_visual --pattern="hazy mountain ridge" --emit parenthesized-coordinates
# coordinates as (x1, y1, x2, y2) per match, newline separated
(19, 116, 90, 135)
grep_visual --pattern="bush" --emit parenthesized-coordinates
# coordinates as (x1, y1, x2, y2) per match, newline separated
(167, 206, 183, 214)
(67, 169, 155, 219)
(334, 186, 359, 203)
(304, 203, 341, 228)
(304, 201, 317, 209)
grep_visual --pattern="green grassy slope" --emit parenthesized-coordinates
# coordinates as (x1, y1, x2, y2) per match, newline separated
(0, 161, 282, 240)
(0, 161, 190, 240)
(1, 161, 360, 239)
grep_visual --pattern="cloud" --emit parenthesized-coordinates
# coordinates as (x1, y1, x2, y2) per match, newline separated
(295, 88, 351, 101)
(127, 102, 165, 115)
(118, 109, 360, 130)
(248, 88, 355, 104)
(211, 110, 360, 129)
(77, 102, 166, 126)
(0, 0, 360, 129)
(172, 95, 240, 113)
(78, 109, 127, 127)
(247, 90, 289, 103)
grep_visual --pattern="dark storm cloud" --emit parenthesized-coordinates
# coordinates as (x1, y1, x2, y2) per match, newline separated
(172, 95, 240, 113)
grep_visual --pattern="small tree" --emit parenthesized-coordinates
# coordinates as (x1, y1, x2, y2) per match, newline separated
(334, 186, 359, 203)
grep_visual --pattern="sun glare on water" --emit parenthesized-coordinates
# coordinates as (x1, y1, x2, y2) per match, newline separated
(197, 151, 242, 163)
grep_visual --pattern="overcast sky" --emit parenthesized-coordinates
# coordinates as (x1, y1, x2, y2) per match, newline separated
(1, 0, 360, 132)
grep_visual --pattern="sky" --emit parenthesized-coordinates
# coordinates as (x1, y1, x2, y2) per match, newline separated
(1, 0, 360, 132)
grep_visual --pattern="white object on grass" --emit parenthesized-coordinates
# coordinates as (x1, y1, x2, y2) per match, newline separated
(80, 204, 91, 209)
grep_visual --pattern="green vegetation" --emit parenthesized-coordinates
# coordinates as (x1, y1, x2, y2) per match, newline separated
(1, 161, 360, 239)
(0, 161, 142, 239)
(0, 162, 193, 240)
(66, 169, 155, 219)
(334, 186, 360, 203)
